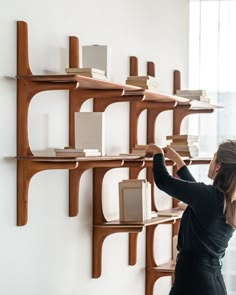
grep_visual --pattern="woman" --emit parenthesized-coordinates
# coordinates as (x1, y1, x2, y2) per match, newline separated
(145, 140, 236, 295)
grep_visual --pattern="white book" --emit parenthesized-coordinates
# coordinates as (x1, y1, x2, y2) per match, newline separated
(55, 148, 100, 153)
(74, 112, 105, 156)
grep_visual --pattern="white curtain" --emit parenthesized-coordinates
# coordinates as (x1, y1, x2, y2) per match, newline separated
(189, 1, 236, 294)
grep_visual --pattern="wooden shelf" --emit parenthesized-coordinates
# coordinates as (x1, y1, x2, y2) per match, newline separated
(93, 211, 181, 279)
(96, 213, 183, 227)
(16, 158, 78, 226)
(16, 149, 202, 227)
(16, 155, 146, 226)
(146, 261, 175, 295)
(172, 70, 216, 134)
(155, 260, 176, 272)
(16, 74, 144, 91)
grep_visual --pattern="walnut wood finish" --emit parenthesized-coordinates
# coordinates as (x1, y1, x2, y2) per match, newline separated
(68, 36, 143, 148)
(16, 21, 78, 225)
(92, 159, 179, 277)
(92, 165, 144, 278)
(172, 70, 214, 134)
(16, 22, 144, 226)
(69, 159, 123, 217)
(146, 223, 176, 295)
(173, 70, 181, 94)
(17, 21, 77, 156)
(129, 101, 176, 153)
(130, 100, 176, 214)
(17, 158, 78, 226)
(173, 105, 214, 135)
(147, 61, 155, 77)
(130, 56, 138, 76)
(69, 36, 79, 68)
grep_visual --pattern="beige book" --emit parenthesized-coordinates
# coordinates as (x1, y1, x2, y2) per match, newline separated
(172, 235, 178, 262)
(176, 89, 206, 96)
(166, 134, 198, 141)
(66, 71, 107, 81)
(126, 80, 158, 89)
(134, 144, 147, 149)
(120, 187, 145, 222)
(126, 75, 156, 81)
(169, 144, 198, 152)
(145, 181, 152, 220)
(119, 179, 151, 222)
(75, 112, 105, 156)
(65, 67, 105, 75)
(157, 208, 183, 217)
(82, 45, 111, 79)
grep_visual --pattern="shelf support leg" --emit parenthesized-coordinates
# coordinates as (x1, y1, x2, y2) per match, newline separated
(69, 168, 87, 217)
(129, 232, 139, 265)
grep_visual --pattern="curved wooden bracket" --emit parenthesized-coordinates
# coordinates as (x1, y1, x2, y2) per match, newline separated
(146, 267, 174, 295)
(173, 105, 214, 134)
(17, 21, 77, 156)
(17, 80, 77, 156)
(69, 160, 124, 218)
(93, 225, 142, 278)
(93, 167, 115, 224)
(130, 101, 147, 152)
(146, 224, 159, 268)
(147, 102, 176, 144)
(145, 223, 175, 295)
(69, 167, 87, 217)
(130, 101, 176, 153)
(129, 232, 139, 265)
(17, 159, 78, 226)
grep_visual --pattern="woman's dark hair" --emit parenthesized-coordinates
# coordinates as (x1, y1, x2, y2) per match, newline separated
(214, 140, 236, 228)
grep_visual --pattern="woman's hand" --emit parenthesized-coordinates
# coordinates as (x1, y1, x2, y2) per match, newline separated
(163, 146, 182, 162)
(145, 144, 164, 157)
(163, 146, 185, 170)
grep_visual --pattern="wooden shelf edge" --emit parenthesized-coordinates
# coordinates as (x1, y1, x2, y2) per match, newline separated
(95, 215, 181, 228)
(151, 260, 176, 272)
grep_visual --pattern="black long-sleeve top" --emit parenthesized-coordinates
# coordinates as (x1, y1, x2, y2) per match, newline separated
(153, 153, 235, 259)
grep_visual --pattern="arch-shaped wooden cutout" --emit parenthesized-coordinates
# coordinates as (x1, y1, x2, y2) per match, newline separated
(17, 21, 77, 156)
(17, 159, 78, 226)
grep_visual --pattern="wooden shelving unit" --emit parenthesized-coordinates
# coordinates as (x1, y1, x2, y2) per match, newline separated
(16, 21, 144, 226)
(16, 20, 217, 295)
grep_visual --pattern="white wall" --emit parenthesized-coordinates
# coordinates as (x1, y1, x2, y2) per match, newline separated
(0, 0, 189, 294)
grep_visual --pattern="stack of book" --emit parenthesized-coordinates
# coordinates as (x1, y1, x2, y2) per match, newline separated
(54, 148, 101, 157)
(131, 144, 147, 156)
(166, 134, 199, 157)
(175, 89, 210, 103)
(119, 179, 152, 222)
(65, 67, 107, 80)
(126, 75, 158, 91)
